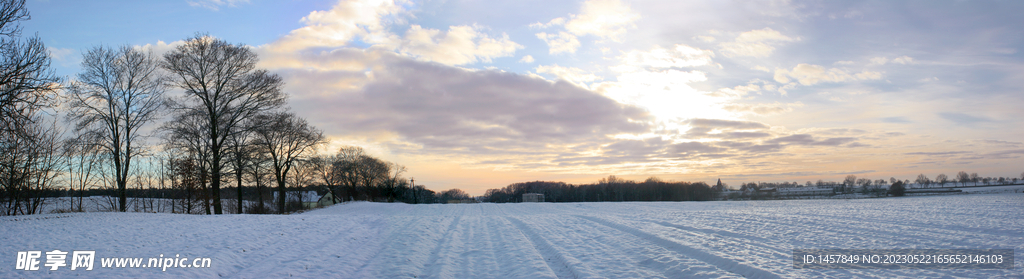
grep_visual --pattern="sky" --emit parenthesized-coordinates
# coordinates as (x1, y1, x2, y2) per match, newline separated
(23, 0, 1024, 195)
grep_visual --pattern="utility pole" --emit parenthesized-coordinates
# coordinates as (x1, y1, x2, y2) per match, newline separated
(411, 178, 417, 204)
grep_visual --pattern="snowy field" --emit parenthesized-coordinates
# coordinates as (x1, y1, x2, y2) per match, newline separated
(2, 193, 1021, 278)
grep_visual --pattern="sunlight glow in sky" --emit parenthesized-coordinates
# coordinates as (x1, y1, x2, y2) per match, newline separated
(26, 0, 1024, 194)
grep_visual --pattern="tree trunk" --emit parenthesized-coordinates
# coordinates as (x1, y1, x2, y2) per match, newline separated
(236, 164, 243, 214)
(211, 152, 223, 214)
(276, 171, 286, 214)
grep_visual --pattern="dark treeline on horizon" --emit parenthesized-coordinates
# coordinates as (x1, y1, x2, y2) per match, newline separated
(483, 176, 716, 203)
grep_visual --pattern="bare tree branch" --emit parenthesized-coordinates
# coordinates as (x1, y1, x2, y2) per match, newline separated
(67, 45, 166, 212)
(162, 34, 286, 214)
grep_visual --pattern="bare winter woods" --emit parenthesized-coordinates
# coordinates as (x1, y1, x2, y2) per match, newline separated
(0, 0, 453, 216)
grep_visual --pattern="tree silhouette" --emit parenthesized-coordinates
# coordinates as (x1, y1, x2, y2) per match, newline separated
(68, 45, 166, 212)
(162, 34, 286, 214)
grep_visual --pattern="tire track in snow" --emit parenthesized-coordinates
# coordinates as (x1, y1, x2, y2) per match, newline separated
(485, 216, 559, 278)
(773, 210, 1021, 240)
(506, 216, 598, 279)
(727, 211, 1003, 249)
(646, 220, 793, 259)
(673, 211, 917, 248)
(420, 215, 462, 278)
(452, 216, 502, 278)
(576, 215, 782, 279)
(229, 216, 378, 278)
(260, 216, 390, 278)
(349, 215, 433, 277)
(546, 215, 727, 278)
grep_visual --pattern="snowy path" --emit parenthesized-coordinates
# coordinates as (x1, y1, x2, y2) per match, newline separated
(2, 193, 1021, 278)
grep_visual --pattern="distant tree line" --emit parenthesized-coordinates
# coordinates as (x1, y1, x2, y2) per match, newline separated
(482, 176, 715, 203)
(724, 171, 1024, 201)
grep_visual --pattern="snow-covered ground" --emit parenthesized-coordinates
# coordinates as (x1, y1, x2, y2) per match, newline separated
(2, 193, 1021, 278)
(954, 184, 1024, 194)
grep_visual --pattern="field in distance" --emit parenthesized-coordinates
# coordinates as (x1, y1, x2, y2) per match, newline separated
(2, 192, 1021, 278)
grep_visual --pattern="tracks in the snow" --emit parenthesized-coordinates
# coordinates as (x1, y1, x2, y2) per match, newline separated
(576, 215, 783, 279)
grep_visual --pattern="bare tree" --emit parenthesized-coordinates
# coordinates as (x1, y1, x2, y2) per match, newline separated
(245, 147, 271, 214)
(0, 0, 60, 137)
(161, 110, 213, 214)
(63, 135, 102, 212)
(1, 117, 63, 215)
(225, 124, 256, 214)
(308, 153, 342, 203)
(250, 112, 323, 214)
(334, 146, 367, 201)
(935, 173, 948, 187)
(915, 174, 930, 188)
(843, 175, 856, 193)
(969, 173, 979, 186)
(956, 171, 969, 187)
(162, 34, 286, 214)
(381, 162, 407, 202)
(357, 155, 389, 201)
(67, 45, 166, 212)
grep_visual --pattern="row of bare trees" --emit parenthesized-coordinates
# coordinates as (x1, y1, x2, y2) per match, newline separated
(0, 0, 463, 215)
(0, 0, 63, 215)
(1, 0, 451, 215)
(730, 171, 1024, 196)
(308, 146, 439, 204)
(916, 172, 1023, 188)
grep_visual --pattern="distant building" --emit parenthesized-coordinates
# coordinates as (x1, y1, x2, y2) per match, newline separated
(274, 190, 321, 209)
(317, 191, 338, 207)
(523, 193, 544, 202)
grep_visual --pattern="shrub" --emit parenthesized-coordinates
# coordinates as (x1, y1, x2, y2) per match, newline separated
(888, 181, 906, 197)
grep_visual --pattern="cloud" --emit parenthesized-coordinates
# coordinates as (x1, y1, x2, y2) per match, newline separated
(563, 0, 640, 41)
(668, 141, 727, 158)
(695, 36, 715, 43)
(134, 40, 186, 58)
(47, 47, 78, 67)
(535, 64, 601, 86)
(718, 28, 796, 57)
(984, 149, 1024, 160)
(530, 17, 566, 29)
(766, 134, 858, 147)
(686, 118, 769, 130)
(187, 0, 249, 11)
(774, 64, 883, 85)
(518, 55, 535, 63)
(891, 55, 914, 64)
(938, 112, 994, 125)
(594, 69, 713, 122)
(266, 0, 404, 52)
(881, 116, 911, 123)
(615, 44, 715, 72)
(262, 0, 519, 66)
(588, 44, 729, 126)
(283, 49, 652, 156)
(536, 31, 581, 54)
(529, 0, 640, 56)
(904, 151, 972, 156)
(868, 55, 914, 66)
(708, 84, 760, 98)
(722, 102, 804, 115)
(398, 25, 521, 65)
